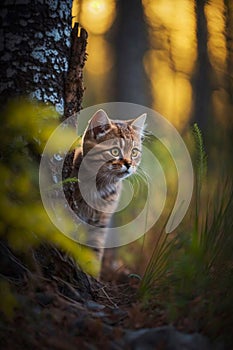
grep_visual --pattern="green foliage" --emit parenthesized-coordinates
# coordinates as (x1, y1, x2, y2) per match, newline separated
(192, 123, 207, 184)
(192, 123, 207, 234)
(0, 98, 99, 280)
(139, 124, 233, 343)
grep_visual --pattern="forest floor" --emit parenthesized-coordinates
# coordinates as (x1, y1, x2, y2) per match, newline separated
(0, 268, 159, 349)
(0, 255, 215, 350)
(2, 242, 230, 350)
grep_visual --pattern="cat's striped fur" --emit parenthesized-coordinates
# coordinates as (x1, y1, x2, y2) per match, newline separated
(67, 109, 146, 269)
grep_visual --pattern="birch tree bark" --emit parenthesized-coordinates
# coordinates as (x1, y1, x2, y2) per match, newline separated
(0, 0, 71, 113)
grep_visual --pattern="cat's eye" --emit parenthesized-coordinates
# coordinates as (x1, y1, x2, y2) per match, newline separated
(131, 148, 140, 158)
(110, 147, 120, 157)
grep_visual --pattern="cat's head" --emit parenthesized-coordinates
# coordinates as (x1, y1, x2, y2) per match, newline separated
(82, 109, 146, 183)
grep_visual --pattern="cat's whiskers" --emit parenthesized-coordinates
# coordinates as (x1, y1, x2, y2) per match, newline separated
(136, 166, 151, 184)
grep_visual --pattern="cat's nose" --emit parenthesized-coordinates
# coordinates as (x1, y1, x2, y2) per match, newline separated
(123, 160, 131, 170)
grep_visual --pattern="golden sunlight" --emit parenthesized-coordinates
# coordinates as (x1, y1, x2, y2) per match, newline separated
(212, 89, 229, 127)
(85, 35, 114, 75)
(72, 0, 116, 34)
(143, 0, 174, 28)
(205, 0, 227, 71)
(143, 0, 196, 129)
(72, 0, 79, 26)
(205, 0, 229, 126)
(144, 50, 192, 129)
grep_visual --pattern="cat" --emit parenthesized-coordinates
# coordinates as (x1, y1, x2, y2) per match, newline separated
(66, 109, 146, 274)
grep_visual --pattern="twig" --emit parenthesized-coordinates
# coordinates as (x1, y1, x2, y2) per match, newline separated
(99, 286, 119, 309)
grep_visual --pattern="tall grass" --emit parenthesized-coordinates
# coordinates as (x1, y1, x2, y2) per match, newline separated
(192, 123, 207, 239)
(139, 124, 233, 344)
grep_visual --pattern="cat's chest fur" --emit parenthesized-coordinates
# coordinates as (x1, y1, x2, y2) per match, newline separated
(71, 148, 122, 226)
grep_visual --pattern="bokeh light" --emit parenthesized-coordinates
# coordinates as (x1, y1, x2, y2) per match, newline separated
(85, 35, 114, 75)
(72, 0, 116, 34)
(205, 0, 230, 127)
(205, 0, 227, 71)
(143, 0, 196, 130)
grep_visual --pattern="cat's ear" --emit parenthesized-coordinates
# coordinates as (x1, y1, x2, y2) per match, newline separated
(131, 113, 147, 132)
(87, 109, 112, 139)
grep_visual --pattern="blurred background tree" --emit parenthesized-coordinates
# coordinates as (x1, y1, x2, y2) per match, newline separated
(74, 0, 232, 159)
(110, 0, 152, 106)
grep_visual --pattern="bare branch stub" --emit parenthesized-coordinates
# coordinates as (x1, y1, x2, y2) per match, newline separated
(63, 22, 88, 121)
(62, 23, 88, 208)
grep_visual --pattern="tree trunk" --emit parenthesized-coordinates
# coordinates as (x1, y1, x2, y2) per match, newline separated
(110, 0, 151, 106)
(0, 0, 72, 113)
(0, 0, 92, 298)
(192, 0, 214, 137)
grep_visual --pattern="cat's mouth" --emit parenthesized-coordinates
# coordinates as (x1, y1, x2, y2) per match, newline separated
(107, 163, 135, 179)
(118, 167, 134, 178)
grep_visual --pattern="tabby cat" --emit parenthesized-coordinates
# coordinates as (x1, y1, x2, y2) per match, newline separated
(68, 109, 146, 269)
